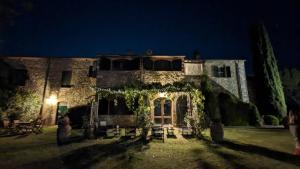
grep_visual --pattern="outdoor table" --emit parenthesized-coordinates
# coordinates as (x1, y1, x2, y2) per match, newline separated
(15, 122, 33, 133)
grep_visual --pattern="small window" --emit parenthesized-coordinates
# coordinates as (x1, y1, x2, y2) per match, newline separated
(88, 66, 96, 77)
(61, 71, 72, 87)
(10, 69, 28, 86)
(212, 65, 231, 78)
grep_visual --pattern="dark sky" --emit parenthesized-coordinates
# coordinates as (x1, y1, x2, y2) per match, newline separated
(1, 0, 300, 73)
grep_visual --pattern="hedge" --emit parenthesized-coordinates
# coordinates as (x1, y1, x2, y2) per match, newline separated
(217, 92, 260, 126)
(263, 115, 279, 126)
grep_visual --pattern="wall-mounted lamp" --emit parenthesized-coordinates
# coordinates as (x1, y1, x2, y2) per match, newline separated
(46, 95, 57, 105)
(159, 92, 166, 98)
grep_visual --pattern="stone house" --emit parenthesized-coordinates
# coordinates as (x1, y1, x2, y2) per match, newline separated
(0, 55, 249, 126)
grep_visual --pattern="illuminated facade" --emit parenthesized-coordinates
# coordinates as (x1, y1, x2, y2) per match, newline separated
(0, 55, 248, 126)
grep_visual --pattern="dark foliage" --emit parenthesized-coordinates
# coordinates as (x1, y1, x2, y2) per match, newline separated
(218, 92, 260, 126)
(263, 115, 279, 126)
(68, 105, 90, 129)
(250, 23, 287, 117)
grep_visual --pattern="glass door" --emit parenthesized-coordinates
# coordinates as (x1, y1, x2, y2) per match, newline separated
(154, 98, 172, 125)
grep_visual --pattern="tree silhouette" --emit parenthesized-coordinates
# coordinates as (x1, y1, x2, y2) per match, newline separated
(250, 23, 287, 118)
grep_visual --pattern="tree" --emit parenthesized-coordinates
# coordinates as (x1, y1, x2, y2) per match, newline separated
(250, 23, 287, 118)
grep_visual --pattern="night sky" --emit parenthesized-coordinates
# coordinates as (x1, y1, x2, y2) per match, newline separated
(1, 0, 300, 73)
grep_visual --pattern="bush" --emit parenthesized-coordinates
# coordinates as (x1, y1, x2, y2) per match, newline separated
(263, 115, 279, 125)
(218, 92, 260, 126)
(7, 88, 41, 121)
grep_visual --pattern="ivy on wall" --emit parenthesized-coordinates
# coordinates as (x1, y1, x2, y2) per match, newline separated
(95, 82, 206, 136)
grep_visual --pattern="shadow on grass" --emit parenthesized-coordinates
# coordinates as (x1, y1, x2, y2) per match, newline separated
(61, 137, 145, 169)
(221, 139, 300, 166)
(192, 146, 251, 169)
(19, 137, 145, 169)
(202, 137, 300, 167)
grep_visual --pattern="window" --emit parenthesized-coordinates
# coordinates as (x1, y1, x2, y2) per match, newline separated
(153, 60, 172, 71)
(172, 59, 182, 71)
(10, 69, 28, 86)
(88, 66, 96, 77)
(99, 58, 111, 70)
(212, 65, 231, 78)
(61, 71, 72, 87)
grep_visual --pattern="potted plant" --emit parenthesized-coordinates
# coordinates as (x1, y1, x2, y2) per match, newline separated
(210, 119, 224, 144)
(1, 111, 10, 128)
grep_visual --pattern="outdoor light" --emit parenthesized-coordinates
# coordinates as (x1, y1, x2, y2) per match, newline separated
(159, 92, 166, 98)
(46, 95, 57, 105)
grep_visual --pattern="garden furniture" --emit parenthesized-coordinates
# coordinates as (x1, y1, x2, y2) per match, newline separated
(152, 125, 164, 142)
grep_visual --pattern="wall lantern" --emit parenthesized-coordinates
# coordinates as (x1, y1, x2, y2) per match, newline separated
(159, 92, 166, 98)
(46, 95, 58, 105)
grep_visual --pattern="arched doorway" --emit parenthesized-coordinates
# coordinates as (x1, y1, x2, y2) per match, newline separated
(154, 98, 172, 125)
(176, 95, 188, 127)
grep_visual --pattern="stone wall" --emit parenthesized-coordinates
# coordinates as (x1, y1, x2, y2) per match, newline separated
(142, 71, 185, 85)
(1, 57, 97, 125)
(97, 71, 141, 88)
(204, 60, 249, 102)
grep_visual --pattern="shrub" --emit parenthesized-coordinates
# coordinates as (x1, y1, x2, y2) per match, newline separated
(7, 89, 41, 121)
(218, 92, 261, 126)
(263, 115, 279, 126)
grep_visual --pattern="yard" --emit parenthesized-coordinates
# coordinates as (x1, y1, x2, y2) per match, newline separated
(0, 127, 299, 169)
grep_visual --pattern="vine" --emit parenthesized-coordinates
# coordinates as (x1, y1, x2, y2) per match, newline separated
(95, 82, 206, 137)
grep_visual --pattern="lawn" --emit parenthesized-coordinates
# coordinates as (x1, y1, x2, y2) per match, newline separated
(0, 127, 299, 169)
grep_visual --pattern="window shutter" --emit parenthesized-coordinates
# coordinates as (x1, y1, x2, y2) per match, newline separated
(212, 66, 219, 77)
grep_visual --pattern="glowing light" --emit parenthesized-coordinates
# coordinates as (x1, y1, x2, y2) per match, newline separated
(46, 95, 57, 105)
(159, 92, 166, 98)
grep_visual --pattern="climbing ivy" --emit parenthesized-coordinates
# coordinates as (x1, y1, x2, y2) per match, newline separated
(95, 82, 206, 137)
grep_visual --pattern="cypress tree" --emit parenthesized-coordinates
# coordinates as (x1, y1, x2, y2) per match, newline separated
(250, 23, 287, 118)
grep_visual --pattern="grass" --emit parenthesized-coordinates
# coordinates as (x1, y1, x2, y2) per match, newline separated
(0, 127, 299, 169)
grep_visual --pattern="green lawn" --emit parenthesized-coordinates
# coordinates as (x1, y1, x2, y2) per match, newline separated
(0, 127, 299, 169)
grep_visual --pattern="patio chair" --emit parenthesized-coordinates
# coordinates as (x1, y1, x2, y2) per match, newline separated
(167, 125, 175, 137)
(181, 126, 193, 137)
(125, 127, 136, 138)
(32, 118, 44, 134)
(152, 125, 165, 142)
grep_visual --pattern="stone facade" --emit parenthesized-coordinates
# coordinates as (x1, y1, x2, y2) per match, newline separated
(0, 56, 96, 125)
(204, 59, 249, 102)
(0, 55, 249, 126)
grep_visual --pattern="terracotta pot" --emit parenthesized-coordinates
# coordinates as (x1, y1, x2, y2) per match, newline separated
(210, 121, 224, 143)
(2, 119, 9, 128)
